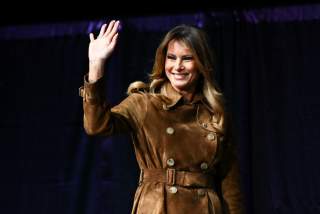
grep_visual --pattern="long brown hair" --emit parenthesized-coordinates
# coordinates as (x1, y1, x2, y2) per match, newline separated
(128, 25, 226, 135)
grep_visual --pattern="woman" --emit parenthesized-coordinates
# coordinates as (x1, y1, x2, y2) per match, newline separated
(80, 20, 245, 214)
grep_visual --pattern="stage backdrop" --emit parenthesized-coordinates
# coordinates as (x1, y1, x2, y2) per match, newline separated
(1, 4, 320, 214)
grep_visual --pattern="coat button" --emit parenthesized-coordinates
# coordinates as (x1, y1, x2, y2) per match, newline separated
(207, 133, 215, 141)
(198, 189, 206, 197)
(200, 162, 208, 170)
(166, 158, 175, 167)
(169, 186, 178, 194)
(166, 127, 175, 135)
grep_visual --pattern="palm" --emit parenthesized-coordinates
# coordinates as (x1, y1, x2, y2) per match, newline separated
(88, 20, 120, 61)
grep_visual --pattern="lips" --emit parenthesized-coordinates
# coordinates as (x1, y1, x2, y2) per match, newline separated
(172, 73, 189, 80)
(172, 72, 188, 75)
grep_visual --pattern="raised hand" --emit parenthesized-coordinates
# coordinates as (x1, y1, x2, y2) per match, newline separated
(89, 20, 120, 62)
(88, 20, 120, 82)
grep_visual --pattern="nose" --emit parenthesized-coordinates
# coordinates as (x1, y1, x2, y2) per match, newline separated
(174, 60, 184, 71)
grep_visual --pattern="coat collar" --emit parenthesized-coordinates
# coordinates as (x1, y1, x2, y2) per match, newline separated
(160, 82, 205, 110)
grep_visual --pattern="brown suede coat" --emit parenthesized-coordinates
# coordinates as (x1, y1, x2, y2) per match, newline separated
(80, 76, 245, 214)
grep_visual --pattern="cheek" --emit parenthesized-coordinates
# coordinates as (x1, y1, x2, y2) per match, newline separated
(164, 61, 173, 72)
(189, 66, 200, 81)
(164, 64, 168, 73)
(165, 69, 171, 81)
(188, 64, 198, 75)
(186, 61, 196, 70)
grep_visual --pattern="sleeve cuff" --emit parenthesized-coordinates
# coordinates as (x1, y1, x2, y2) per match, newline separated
(79, 74, 105, 104)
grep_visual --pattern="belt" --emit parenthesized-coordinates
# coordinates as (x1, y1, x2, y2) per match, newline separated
(139, 168, 215, 188)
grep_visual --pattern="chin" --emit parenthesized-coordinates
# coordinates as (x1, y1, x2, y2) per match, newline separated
(172, 84, 189, 91)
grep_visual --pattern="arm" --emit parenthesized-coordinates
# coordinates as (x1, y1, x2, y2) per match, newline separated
(219, 144, 245, 214)
(80, 76, 146, 136)
(80, 20, 146, 136)
(216, 112, 246, 214)
(88, 20, 119, 83)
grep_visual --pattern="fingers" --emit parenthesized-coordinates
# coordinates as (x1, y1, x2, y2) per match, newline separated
(110, 33, 119, 47)
(110, 20, 120, 36)
(97, 23, 107, 38)
(91, 20, 120, 41)
(105, 20, 116, 36)
(89, 33, 94, 41)
(104, 20, 120, 38)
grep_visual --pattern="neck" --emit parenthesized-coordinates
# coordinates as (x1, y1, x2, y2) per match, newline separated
(181, 91, 195, 103)
(173, 86, 197, 103)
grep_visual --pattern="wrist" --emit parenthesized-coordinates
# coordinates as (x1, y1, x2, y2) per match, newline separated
(88, 72, 103, 83)
(89, 58, 105, 66)
(88, 60, 105, 83)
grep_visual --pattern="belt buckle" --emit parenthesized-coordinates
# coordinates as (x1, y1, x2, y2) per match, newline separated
(166, 168, 176, 186)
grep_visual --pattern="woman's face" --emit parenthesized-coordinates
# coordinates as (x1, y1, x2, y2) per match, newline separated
(165, 40, 199, 94)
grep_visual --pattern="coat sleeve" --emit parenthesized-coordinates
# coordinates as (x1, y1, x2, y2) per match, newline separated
(219, 143, 245, 214)
(79, 75, 146, 136)
(216, 112, 246, 214)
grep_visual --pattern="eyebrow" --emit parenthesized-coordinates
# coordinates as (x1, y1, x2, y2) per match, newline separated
(166, 53, 193, 57)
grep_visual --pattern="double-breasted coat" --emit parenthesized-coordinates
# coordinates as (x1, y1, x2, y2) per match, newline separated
(80, 75, 245, 214)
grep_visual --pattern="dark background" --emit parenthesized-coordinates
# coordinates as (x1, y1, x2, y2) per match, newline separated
(1, 1, 320, 214)
(0, 0, 316, 26)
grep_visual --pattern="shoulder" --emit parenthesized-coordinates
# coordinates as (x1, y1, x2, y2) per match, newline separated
(127, 81, 149, 95)
(122, 89, 155, 109)
(125, 90, 148, 102)
(126, 90, 167, 112)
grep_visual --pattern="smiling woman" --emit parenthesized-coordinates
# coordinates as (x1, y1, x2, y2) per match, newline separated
(165, 39, 199, 101)
(80, 20, 245, 214)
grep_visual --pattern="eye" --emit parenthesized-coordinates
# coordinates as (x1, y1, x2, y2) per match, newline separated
(166, 55, 176, 60)
(182, 56, 193, 61)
